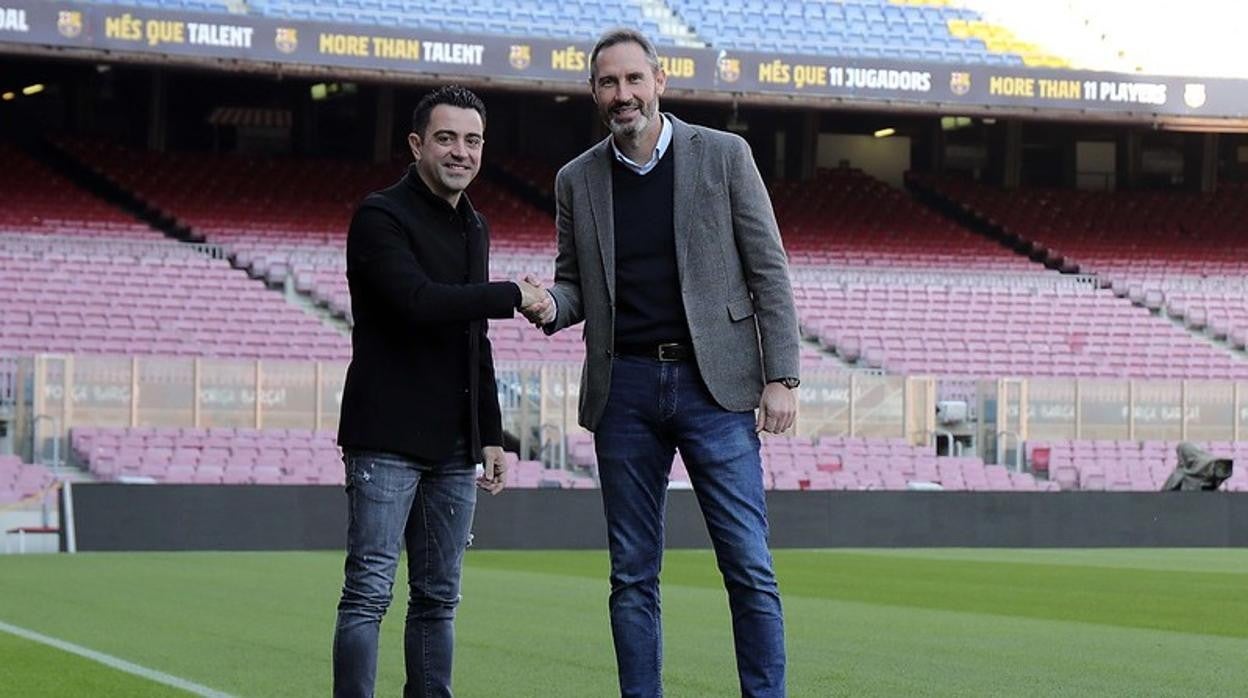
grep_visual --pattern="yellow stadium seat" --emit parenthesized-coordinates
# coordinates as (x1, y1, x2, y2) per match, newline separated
(947, 18, 1072, 67)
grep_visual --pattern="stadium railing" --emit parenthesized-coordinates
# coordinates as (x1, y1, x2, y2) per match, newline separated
(789, 267, 1099, 290)
(10, 353, 1247, 473)
(9, 354, 939, 464)
(0, 233, 227, 260)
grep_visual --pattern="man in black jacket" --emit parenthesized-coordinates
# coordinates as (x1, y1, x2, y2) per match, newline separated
(332, 85, 544, 698)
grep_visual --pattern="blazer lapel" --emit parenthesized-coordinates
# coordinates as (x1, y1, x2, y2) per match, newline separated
(586, 141, 616, 302)
(670, 115, 701, 285)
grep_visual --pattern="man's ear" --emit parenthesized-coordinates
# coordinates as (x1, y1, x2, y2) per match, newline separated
(407, 132, 422, 161)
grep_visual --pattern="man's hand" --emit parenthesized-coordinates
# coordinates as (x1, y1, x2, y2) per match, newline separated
(517, 273, 555, 327)
(516, 276, 546, 308)
(478, 446, 507, 495)
(756, 382, 797, 434)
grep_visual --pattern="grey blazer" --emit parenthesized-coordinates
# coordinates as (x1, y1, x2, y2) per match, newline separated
(546, 114, 800, 431)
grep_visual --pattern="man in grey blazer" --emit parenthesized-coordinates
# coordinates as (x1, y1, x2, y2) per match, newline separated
(522, 27, 800, 698)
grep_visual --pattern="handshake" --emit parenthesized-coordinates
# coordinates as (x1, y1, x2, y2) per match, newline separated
(515, 273, 555, 327)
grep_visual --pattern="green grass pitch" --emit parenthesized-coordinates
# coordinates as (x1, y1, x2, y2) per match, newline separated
(1, 549, 1246, 696)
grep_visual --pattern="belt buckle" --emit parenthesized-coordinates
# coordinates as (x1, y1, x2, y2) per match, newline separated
(657, 343, 682, 362)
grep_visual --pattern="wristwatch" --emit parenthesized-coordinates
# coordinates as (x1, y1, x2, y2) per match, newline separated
(771, 377, 800, 389)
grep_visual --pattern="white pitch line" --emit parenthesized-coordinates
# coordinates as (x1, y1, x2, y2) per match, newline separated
(0, 619, 235, 698)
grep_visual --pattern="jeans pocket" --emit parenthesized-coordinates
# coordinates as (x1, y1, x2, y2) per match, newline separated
(347, 455, 413, 503)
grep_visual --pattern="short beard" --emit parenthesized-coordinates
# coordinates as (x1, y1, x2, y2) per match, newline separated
(606, 101, 653, 141)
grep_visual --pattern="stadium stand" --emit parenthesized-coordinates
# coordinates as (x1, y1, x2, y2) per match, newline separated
(56, 142, 584, 362)
(61, 142, 547, 280)
(992, 0, 1248, 78)
(70, 426, 349, 485)
(1029, 439, 1248, 492)
(669, 0, 1045, 65)
(1, 143, 351, 358)
(4, 139, 1240, 488)
(0, 143, 162, 241)
(56, 142, 846, 366)
(96, 0, 668, 41)
(0, 454, 56, 504)
(913, 173, 1248, 363)
(69, 426, 592, 488)
(764, 169, 1248, 379)
(47, 428, 1248, 493)
(496, 160, 1110, 375)
(774, 168, 1034, 272)
(82, 0, 1073, 66)
(493, 156, 560, 202)
(913, 175, 1248, 282)
(797, 278, 1248, 378)
(70, 426, 1055, 490)
(0, 237, 349, 359)
(58, 139, 396, 282)
(569, 430, 1057, 490)
(46, 0, 1248, 79)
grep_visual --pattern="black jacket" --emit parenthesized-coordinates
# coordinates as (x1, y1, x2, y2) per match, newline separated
(337, 166, 520, 463)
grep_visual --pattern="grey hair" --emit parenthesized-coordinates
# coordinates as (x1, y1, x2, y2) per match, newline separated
(589, 27, 661, 82)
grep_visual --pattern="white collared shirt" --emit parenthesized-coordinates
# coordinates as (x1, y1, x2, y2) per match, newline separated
(610, 114, 672, 176)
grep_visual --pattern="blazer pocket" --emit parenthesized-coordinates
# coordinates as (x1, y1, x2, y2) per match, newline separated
(727, 297, 756, 322)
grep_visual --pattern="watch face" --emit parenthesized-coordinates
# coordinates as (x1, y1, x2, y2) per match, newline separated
(778, 377, 800, 389)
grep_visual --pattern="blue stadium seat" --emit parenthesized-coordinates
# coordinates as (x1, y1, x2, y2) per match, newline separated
(76, 0, 1032, 64)
(664, 0, 1028, 65)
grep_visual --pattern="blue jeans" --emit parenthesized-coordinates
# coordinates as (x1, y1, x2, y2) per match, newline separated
(595, 355, 786, 698)
(332, 445, 477, 698)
